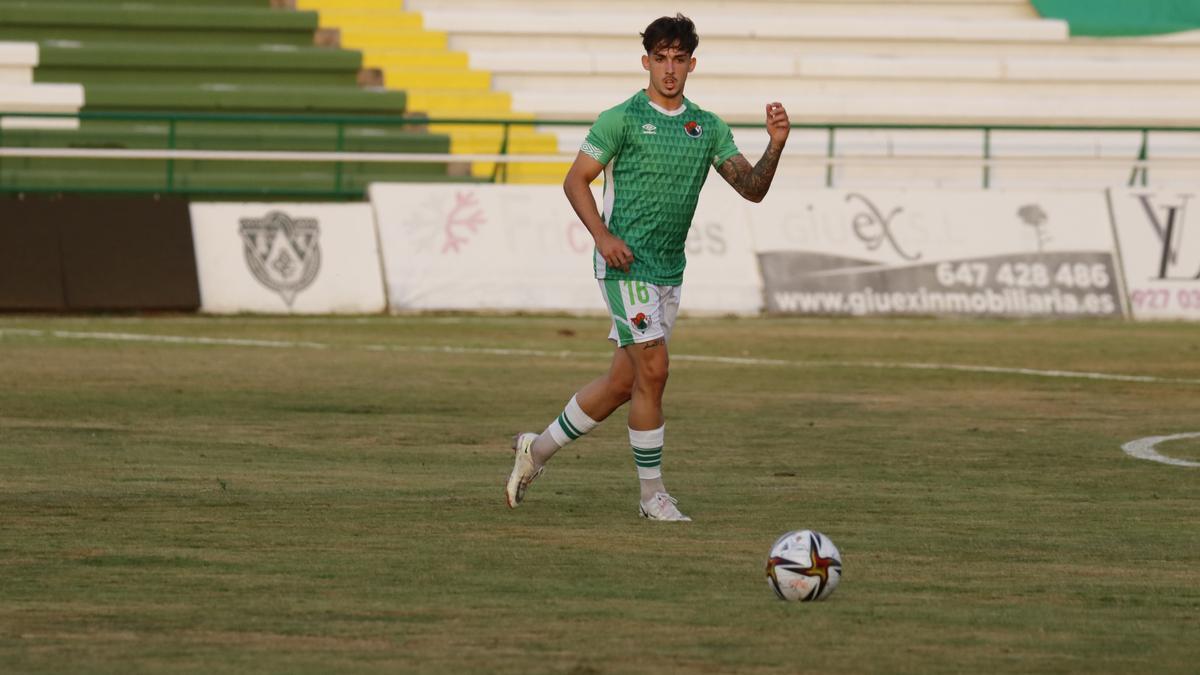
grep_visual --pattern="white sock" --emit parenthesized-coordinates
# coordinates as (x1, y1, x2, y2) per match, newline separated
(630, 425, 666, 500)
(531, 395, 598, 465)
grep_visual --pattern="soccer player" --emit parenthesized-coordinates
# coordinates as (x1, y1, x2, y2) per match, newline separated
(506, 13, 790, 521)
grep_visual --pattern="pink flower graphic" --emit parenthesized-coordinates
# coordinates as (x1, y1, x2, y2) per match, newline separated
(442, 192, 486, 254)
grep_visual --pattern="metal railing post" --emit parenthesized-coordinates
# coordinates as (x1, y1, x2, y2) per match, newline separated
(825, 126, 836, 188)
(1128, 128, 1149, 187)
(492, 121, 512, 184)
(334, 120, 346, 195)
(166, 117, 176, 193)
(982, 127, 992, 189)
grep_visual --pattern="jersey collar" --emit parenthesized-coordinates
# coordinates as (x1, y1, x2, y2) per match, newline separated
(641, 90, 688, 117)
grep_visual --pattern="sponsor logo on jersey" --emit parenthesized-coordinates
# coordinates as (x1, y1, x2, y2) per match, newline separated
(684, 121, 703, 138)
(630, 312, 650, 331)
(641, 123, 657, 135)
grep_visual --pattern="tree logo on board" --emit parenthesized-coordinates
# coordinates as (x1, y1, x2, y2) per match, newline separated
(239, 211, 321, 307)
(1017, 204, 1052, 252)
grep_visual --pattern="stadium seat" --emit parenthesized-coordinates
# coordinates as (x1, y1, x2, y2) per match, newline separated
(295, 0, 566, 183)
(386, 0, 1200, 187)
(0, 41, 81, 130)
(0, 40, 34, 84)
(6, 0, 1198, 191)
(35, 41, 367, 87)
(0, 0, 466, 195)
(0, 1, 318, 46)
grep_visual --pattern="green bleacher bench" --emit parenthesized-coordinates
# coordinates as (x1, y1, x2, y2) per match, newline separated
(0, 0, 475, 193)
(1, 167, 477, 196)
(131, 0, 275, 6)
(0, 1, 318, 46)
(1, 117, 459, 195)
(36, 41, 364, 88)
(83, 84, 406, 115)
(4, 120, 449, 153)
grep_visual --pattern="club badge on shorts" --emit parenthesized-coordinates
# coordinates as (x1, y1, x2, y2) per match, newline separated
(630, 312, 650, 331)
(684, 121, 703, 138)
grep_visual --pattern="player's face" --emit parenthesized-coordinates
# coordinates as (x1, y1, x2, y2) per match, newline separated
(641, 44, 695, 104)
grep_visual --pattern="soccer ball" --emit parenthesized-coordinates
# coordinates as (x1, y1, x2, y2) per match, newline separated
(765, 530, 842, 602)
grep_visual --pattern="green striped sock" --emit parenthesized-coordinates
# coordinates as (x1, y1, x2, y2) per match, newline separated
(545, 394, 598, 448)
(629, 425, 664, 480)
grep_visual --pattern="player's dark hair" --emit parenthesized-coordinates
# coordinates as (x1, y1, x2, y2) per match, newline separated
(640, 13, 699, 55)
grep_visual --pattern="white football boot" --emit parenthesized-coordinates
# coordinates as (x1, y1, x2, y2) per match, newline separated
(505, 432, 544, 508)
(639, 492, 692, 522)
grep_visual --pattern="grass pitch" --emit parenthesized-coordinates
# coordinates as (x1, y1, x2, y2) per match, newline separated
(1, 314, 1199, 673)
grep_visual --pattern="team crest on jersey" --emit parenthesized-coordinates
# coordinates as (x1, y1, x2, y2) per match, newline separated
(630, 312, 650, 331)
(684, 121, 703, 138)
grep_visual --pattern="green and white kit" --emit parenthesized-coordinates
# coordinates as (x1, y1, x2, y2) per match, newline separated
(582, 89, 740, 344)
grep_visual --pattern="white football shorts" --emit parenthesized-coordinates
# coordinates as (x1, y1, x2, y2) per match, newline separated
(597, 279, 681, 347)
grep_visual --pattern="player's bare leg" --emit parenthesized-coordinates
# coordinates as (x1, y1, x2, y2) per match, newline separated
(537, 349, 634, 458)
(625, 337, 689, 521)
(625, 338, 668, 499)
(576, 348, 636, 421)
(507, 349, 633, 508)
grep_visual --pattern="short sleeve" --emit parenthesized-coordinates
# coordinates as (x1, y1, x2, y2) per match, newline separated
(581, 108, 624, 165)
(710, 117, 740, 168)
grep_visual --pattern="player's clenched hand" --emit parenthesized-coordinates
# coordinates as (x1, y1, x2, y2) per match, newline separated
(596, 232, 634, 272)
(765, 102, 789, 147)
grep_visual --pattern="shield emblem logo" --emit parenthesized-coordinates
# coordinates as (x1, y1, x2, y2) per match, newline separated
(239, 211, 321, 307)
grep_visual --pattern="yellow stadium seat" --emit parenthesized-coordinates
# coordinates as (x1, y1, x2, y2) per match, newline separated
(365, 51, 467, 70)
(296, 0, 403, 11)
(384, 69, 492, 91)
(339, 28, 447, 51)
(302, 0, 563, 183)
(317, 11, 423, 31)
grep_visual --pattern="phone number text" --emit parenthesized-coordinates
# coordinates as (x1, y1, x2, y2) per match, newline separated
(1130, 287, 1200, 312)
(936, 262, 1110, 289)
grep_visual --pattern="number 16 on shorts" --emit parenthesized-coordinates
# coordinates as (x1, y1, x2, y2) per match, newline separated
(599, 279, 681, 347)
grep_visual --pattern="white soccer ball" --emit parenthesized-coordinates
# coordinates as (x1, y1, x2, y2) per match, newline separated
(765, 530, 842, 602)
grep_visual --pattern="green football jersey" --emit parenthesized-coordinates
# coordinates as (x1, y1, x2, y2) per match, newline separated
(581, 89, 741, 285)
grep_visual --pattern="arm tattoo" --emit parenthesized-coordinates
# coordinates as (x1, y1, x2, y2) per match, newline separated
(717, 144, 783, 203)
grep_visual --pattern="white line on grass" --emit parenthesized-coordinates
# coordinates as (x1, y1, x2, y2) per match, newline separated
(4, 328, 1200, 386)
(1121, 433, 1200, 467)
(0, 328, 328, 350)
